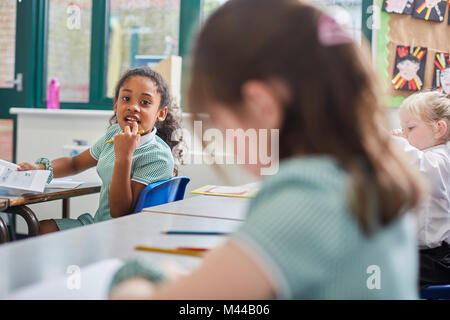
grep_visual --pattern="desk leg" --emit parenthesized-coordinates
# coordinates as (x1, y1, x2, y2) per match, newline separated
(6, 206, 40, 237)
(63, 199, 70, 219)
(0, 217, 10, 243)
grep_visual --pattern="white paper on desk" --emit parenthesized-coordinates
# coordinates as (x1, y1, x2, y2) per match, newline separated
(7, 258, 125, 300)
(0, 159, 50, 193)
(46, 178, 84, 189)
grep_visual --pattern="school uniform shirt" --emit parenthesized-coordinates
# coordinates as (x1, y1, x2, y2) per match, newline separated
(393, 136, 450, 249)
(232, 156, 418, 299)
(54, 124, 174, 230)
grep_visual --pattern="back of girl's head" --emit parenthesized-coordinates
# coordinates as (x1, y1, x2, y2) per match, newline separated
(111, 66, 183, 173)
(401, 91, 450, 141)
(188, 0, 425, 232)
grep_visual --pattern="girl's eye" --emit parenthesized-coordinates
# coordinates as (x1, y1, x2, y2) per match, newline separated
(408, 126, 415, 131)
(122, 96, 130, 102)
(141, 100, 150, 106)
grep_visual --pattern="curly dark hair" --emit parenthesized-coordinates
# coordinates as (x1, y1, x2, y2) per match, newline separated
(109, 66, 183, 175)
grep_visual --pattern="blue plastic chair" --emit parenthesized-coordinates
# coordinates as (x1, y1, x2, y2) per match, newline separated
(132, 176, 190, 213)
(420, 284, 450, 300)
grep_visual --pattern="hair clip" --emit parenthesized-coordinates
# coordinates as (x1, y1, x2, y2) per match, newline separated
(317, 15, 353, 47)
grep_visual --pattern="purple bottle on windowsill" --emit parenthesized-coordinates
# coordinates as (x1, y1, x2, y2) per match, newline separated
(47, 78, 60, 110)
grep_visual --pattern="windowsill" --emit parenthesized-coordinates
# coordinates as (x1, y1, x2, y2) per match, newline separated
(9, 108, 114, 117)
(9, 108, 208, 119)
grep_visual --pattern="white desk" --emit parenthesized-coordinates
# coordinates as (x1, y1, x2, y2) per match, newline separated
(0, 211, 242, 299)
(142, 195, 250, 221)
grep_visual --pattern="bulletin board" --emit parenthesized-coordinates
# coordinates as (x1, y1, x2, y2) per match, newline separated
(376, 0, 450, 107)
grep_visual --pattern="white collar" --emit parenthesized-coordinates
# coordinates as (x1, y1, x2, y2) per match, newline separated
(138, 127, 157, 147)
(423, 142, 449, 152)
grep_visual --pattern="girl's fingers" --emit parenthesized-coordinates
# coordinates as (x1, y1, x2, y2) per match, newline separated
(17, 163, 34, 171)
(123, 126, 131, 134)
(392, 129, 404, 137)
(132, 122, 138, 135)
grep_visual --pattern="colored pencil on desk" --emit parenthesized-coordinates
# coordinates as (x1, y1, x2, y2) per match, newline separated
(134, 245, 205, 257)
(177, 247, 210, 252)
(162, 230, 230, 235)
(106, 130, 144, 143)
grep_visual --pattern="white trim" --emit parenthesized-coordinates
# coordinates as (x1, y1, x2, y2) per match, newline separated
(9, 108, 209, 120)
(131, 177, 151, 185)
(10, 108, 114, 117)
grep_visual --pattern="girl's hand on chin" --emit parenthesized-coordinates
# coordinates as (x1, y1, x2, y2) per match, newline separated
(114, 122, 141, 160)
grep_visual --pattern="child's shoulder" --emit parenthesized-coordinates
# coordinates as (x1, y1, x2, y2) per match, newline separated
(254, 155, 348, 209)
(138, 134, 172, 155)
(423, 142, 450, 167)
(262, 155, 347, 191)
(133, 134, 174, 168)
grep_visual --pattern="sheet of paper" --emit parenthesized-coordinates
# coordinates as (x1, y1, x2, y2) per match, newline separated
(7, 258, 190, 300)
(191, 181, 261, 198)
(46, 178, 84, 189)
(0, 159, 50, 193)
(7, 258, 125, 300)
(205, 186, 250, 195)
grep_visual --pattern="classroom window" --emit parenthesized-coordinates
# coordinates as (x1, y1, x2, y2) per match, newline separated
(202, 0, 228, 19)
(46, 0, 92, 102)
(311, 0, 363, 43)
(0, 0, 16, 89)
(106, 0, 181, 98)
(0, 119, 13, 162)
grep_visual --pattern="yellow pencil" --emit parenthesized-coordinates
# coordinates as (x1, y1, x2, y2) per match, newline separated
(134, 245, 205, 257)
(106, 130, 144, 144)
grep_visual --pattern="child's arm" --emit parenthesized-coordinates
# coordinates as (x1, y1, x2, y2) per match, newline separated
(17, 150, 98, 178)
(391, 135, 424, 167)
(109, 239, 275, 300)
(109, 123, 146, 217)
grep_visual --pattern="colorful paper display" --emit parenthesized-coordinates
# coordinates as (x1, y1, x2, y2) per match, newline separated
(382, 0, 415, 14)
(412, 0, 447, 22)
(392, 45, 428, 91)
(432, 52, 450, 94)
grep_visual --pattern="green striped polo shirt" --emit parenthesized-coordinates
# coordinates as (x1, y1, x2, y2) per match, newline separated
(90, 124, 174, 223)
(233, 156, 418, 299)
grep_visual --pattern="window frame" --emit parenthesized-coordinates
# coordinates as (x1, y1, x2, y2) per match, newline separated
(34, 0, 202, 110)
(33, 0, 371, 111)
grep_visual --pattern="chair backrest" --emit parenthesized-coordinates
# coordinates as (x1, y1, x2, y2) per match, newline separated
(133, 176, 190, 213)
(420, 284, 450, 300)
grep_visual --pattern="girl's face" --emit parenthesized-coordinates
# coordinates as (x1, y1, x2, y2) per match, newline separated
(399, 108, 438, 150)
(114, 76, 168, 135)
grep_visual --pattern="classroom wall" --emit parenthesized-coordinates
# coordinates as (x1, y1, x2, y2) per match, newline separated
(11, 109, 253, 234)
(387, 108, 401, 130)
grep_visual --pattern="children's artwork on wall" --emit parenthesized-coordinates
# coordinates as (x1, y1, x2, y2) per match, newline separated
(412, 0, 447, 22)
(392, 45, 428, 91)
(433, 52, 450, 94)
(448, 0, 450, 24)
(382, 0, 415, 14)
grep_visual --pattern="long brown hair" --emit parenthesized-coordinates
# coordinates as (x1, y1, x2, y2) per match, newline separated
(188, 0, 426, 232)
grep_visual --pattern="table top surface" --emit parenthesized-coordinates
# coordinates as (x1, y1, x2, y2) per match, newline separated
(0, 210, 243, 298)
(0, 182, 101, 209)
(143, 195, 251, 221)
